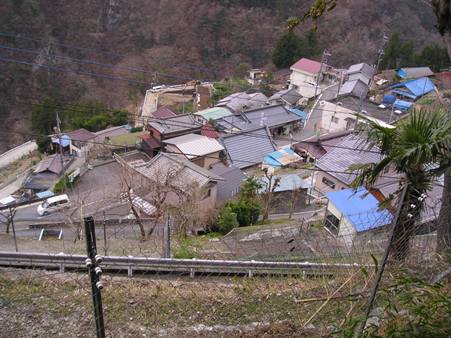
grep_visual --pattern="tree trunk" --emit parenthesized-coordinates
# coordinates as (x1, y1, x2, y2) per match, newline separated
(391, 187, 421, 261)
(437, 173, 451, 254)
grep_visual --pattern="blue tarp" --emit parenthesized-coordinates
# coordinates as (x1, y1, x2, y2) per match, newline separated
(52, 134, 71, 148)
(382, 94, 396, 104)
(289, 108, 308, 121)
(263, 148, 300, 167)
(326, 187, 393, 232)
(396, 68, 408, 78)
(391, 77, 436, 100)
(393, 99, 413, 111)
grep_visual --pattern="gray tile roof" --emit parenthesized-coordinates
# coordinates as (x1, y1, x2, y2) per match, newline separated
(269, 88, 302, 105)
(131, 152, 223, 189)
(220, 127, 276, 169)
(316, 134, 383, 185)
(210, 163, 246, 202)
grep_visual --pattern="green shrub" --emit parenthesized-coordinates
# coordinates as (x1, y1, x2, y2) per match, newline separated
(172, 242, 199, 259)
(216, 206, 239, 234)
(227, 198, 261, 227)
(53, 174, 70, 193)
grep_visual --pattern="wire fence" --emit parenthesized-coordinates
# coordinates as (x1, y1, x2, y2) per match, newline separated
(0, 175, 448, 337)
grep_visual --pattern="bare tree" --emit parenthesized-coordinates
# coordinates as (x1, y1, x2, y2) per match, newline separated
(261, 169, 281, 222)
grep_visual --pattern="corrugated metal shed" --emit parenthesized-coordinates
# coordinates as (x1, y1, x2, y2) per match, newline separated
(220, 127, 276, 169)
(393, 99, 413, 111)
(163, 133, 224, 159)
(316, 134, 383, 185)
(326, 187, 393, 232)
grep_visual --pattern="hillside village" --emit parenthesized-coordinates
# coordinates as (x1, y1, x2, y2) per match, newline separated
(1, 56, 448, 250)
(0, 1, 451, 335)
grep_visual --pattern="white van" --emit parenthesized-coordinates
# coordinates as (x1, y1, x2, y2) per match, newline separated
(37, 194, 71, 216)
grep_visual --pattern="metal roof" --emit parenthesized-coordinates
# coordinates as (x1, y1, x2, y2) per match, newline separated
(316, 134, 383, 185)
(34, 154, 71, 175)
(163, 133, 224, 159)
(290, 58, 322, 74)
(339, 79, 369, 98)
(148, 114, 204, 134)
(153, 106, 177, 119)
(269, 88, 302, 105)
(396, 67, 434, 79)
(66, 128, 96, 142)
(258, 174, 311, 193)
(347, 63, 375, 79)
(195, 107, 232, 120)
(326, 187, 393, 232)
(220, 127, 276, 169)
(241, 104, 302, 129)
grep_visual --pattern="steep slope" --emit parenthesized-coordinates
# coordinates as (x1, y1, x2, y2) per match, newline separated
(0, 0, 443, 152)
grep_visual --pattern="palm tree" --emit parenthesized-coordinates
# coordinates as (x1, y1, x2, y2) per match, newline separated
(349, 110, 451, 261)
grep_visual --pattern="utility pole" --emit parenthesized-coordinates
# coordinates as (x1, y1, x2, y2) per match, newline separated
(162, 214, 171, 258)
(374, 32, 389, 74)
(84, 216, 106, 338)
(313, 50, 332, 99)
(55, 112, 65, 176)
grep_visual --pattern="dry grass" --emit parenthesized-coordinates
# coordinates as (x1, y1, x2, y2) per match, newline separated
(0, 268, 370, 337)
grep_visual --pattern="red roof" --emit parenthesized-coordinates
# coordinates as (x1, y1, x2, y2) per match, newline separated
(201, 123, 220, 139)
(153, 106, 177, 119)
(290, 58, 322, 74)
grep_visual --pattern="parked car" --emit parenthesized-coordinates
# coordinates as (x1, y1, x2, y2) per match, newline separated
(37, 194, 71, 216)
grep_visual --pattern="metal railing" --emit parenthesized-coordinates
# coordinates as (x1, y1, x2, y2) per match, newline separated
(0, 251, 366, 278)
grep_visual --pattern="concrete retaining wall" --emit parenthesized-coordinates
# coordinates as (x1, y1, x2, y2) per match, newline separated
(0, 141, 38, 168)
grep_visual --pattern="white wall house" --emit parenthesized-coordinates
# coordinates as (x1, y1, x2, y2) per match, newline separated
(289, 58, 324, 98)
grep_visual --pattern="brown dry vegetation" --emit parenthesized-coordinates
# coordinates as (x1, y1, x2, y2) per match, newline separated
(0, 0, 444, 152)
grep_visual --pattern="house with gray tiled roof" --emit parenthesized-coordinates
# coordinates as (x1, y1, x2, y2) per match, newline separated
(220, 127, 276, 169)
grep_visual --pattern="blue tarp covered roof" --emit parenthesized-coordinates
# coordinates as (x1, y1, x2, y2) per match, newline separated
(391, 77, 436, 100)
(382, 94, 396, 104)
(263, 147, 300, 167)
(326, 187, 393, 232)
(393, 99, 413, 111)
(52, 134, 71, 148)
(289, 108, 308, 121)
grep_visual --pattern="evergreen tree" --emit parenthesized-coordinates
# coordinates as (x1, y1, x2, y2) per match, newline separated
(272, 32, 304, 68)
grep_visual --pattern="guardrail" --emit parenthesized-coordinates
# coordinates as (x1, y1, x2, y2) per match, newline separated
(0, 251, 364, 278)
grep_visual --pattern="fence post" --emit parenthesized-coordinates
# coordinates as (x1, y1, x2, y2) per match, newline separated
(84, 216, 106, 338)
(354, 184, 408, 337)
(9, 207, 18, 252)
(162, 215, 171, 258)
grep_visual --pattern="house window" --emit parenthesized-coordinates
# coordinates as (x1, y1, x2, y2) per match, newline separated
(331, 116, 339, 124)
(325, 213, 340, 236)
(322, 176, 336, 189)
